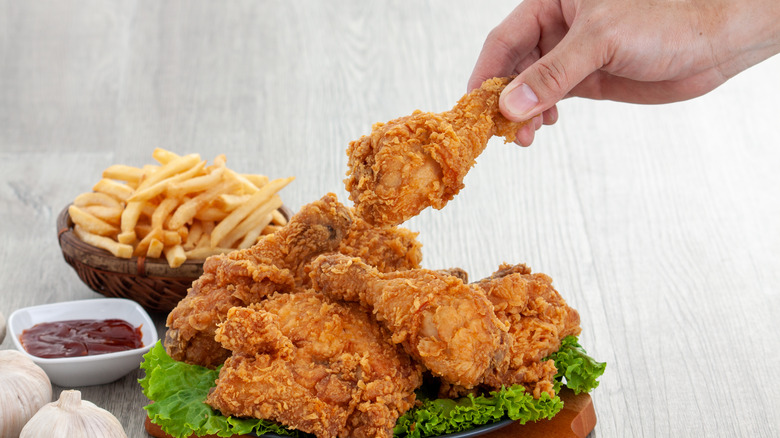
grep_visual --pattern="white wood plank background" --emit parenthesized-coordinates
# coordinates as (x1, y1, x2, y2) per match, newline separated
(1, 1, 778, 437)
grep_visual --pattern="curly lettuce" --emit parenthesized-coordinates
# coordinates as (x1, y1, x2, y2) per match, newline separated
(547, 335, 607, 394)
(139, 335, 604, 438)
(393, 385, 562, 438)
(139, 342, 301, 438)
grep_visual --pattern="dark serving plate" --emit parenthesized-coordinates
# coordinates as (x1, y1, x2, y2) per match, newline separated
(255, 418, 514, 438)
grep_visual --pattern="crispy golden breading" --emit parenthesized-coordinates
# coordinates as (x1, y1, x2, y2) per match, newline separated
(206, 291, 423, 438)
(308, 254, 508, 389)
(337, 212, 423, 273)
(474, 263, 582, 398)
(164, 194, 354, 368)
(345, 77, 531, 226)
(164, 194, 426, 368)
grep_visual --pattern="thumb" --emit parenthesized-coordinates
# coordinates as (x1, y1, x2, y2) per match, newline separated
(500, 32, 603, 121)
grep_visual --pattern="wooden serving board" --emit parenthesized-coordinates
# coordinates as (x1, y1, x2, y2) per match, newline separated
(483, 388, 596, 438)
(144, 388, 596, 438)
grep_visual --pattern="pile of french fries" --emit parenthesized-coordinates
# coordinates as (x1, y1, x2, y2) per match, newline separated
(69, 148, 294, 268)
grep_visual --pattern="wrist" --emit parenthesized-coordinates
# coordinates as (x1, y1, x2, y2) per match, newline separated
(714, 0, 780, 76)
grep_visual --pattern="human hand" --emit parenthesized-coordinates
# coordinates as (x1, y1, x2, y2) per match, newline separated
(470, 0, 780, 146)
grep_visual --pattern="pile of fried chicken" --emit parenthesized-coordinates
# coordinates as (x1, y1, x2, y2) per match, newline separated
(164, 78, 580, 438)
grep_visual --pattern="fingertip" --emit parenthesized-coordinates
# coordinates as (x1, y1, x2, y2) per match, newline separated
(542, 105, 558, 125)
(467, 75, 488, 93)
(514, 123, 535, 147)
(533, 114, 543, 130)
(500, 81, 540, 122)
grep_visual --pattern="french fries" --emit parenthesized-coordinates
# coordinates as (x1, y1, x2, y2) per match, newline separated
(68, 205, 119, 236)
(102, 164, 144, 186)
(209, 177, 294, 248)
(69, 148, 293, 268)
(73, 225, 133, 258)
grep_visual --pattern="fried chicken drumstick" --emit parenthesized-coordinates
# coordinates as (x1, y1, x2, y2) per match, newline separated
(345, 76, 531, 226)
(308, 253, 508, 389)
(205, 291, 423, 438)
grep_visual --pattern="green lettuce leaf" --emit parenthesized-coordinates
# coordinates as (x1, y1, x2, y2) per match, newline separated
(139, 342, 301, 438)
(547, 335, 607, 394)
(393, 386, 562, 438)
(139, 336, 605, 438)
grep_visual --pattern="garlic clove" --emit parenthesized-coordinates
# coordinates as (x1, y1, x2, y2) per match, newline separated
(20, 390, 127, 438)
(0, 310, 5, 343)
(0, 349, 52, 438)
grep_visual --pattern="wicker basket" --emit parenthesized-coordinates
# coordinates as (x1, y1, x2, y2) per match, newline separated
(57, 205, 291, 313)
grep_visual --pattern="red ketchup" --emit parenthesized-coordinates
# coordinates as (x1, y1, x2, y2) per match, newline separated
(20, 319, 144, 358)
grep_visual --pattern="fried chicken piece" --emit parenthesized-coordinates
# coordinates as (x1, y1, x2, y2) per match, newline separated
(338, 213, 422, 273)
(164, 193, 353, 368)
(205, 291, 423, 438)
(345, 76, 531, 226)
(473, 263, 582, 398)
(308, 254, 508, 389)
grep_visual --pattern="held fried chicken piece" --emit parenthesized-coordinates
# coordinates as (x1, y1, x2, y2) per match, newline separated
(345, 76, 531, 226)
(164, 194, 353, 368)
(308, 254, 508, 389)
(338, 213, 423, 273)
(205, 291, 423, 438)
(473, 263, 582, 399)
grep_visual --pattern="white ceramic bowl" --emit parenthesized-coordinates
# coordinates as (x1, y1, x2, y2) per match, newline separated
(7, 298, 157, 387)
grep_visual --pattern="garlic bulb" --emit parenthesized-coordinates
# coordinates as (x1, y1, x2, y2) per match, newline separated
(20, 390, 127, 438)
(0, 349, 52, 438)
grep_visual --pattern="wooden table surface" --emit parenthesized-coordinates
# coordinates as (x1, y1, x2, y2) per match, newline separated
(2, 1, 779, 437)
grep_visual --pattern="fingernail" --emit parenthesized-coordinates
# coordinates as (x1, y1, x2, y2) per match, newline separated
(504, 83, 539, 118)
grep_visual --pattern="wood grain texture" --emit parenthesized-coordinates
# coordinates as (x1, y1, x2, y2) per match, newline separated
(1, 1, 779, 437)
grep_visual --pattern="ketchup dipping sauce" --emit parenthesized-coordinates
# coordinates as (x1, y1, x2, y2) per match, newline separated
(20, 319, 144, 359)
